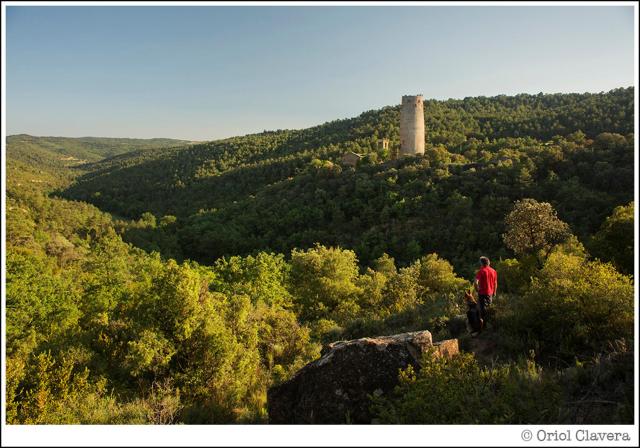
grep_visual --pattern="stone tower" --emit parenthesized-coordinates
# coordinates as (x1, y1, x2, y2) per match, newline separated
(400, 94, 425, 156)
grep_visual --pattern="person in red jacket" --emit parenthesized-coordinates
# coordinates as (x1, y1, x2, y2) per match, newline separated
(474, 256, 497, 321)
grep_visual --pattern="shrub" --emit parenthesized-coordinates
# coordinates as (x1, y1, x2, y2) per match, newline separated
(9, 351, 150, 424)
(494, 256, 537, 294)
(589, 202, 634, 275)
(289, 244, 362, 322)
(413, 253, 469, 297)
(495, 252, 633, 362)
(371, 351, 562, 424)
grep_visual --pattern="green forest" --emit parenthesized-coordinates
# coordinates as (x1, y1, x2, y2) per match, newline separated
(5, 87, 635, 424)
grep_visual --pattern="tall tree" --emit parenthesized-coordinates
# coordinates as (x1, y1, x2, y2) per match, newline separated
(502, 198, 572, 265)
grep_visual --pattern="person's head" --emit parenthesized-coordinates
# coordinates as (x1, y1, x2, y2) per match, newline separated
(479, 256, 490, 267)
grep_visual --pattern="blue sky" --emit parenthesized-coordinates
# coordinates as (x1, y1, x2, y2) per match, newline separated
(6, 5, 635, 140)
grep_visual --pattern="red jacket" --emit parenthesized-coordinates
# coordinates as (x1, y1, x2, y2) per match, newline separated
(475, 266, 497, 295)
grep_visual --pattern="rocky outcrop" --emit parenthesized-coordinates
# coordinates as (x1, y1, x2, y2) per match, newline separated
(267, 330, 458, 424)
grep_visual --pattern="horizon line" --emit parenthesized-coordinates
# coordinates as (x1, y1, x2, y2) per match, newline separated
(7, 85, 634, 142)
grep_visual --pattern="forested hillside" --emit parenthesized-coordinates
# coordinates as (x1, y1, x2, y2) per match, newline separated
(61, 87, 634, 275)
(7, 134, 192, 166)
(6, 137, 319, 423)
(5, 87, 635, 424)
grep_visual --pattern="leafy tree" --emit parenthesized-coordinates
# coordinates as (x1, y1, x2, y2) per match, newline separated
(503, 198, 572, 265)
(289, 244, 363, 322)
(589, 202, 634, 274)
(125, 330, 176, 378)
(211, 252, 292, 308)
(372, 253, 397, 277)
(412, 253, 468, 297)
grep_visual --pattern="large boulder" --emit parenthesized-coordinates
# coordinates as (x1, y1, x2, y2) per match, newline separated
(267, 330, 458, 424)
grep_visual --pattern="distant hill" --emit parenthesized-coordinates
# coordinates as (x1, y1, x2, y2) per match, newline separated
(6, 134, 193, 168)
(5, 134, 194, 205)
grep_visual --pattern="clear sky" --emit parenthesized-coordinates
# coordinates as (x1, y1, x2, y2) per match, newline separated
(5, 4, 636, 141)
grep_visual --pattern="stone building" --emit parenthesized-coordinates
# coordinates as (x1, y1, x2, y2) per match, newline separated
(377, 138, 390, 151)
(341, 151, 363, 167)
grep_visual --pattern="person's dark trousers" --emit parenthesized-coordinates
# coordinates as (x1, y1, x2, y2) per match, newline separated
(478, 294, 492, 321)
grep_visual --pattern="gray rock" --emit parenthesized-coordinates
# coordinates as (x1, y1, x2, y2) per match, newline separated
(267, 330, 458, 424)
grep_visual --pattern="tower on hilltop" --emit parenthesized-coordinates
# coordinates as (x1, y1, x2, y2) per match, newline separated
(400, 95, 425, 156)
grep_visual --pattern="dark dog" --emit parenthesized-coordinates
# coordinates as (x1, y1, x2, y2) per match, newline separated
(465, 290, 484, 335)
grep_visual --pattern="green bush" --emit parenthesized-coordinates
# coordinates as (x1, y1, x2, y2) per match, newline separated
(495, 252, 633, 362)
(558, 342, 634, 424)
(589, 202, 634, 275)
(413, 254, 469, 297)
(289, 244, 362, 322)
(494, 256, 537, 294)
(8, 351, 151, 424)
(372, 351, 562, 424)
